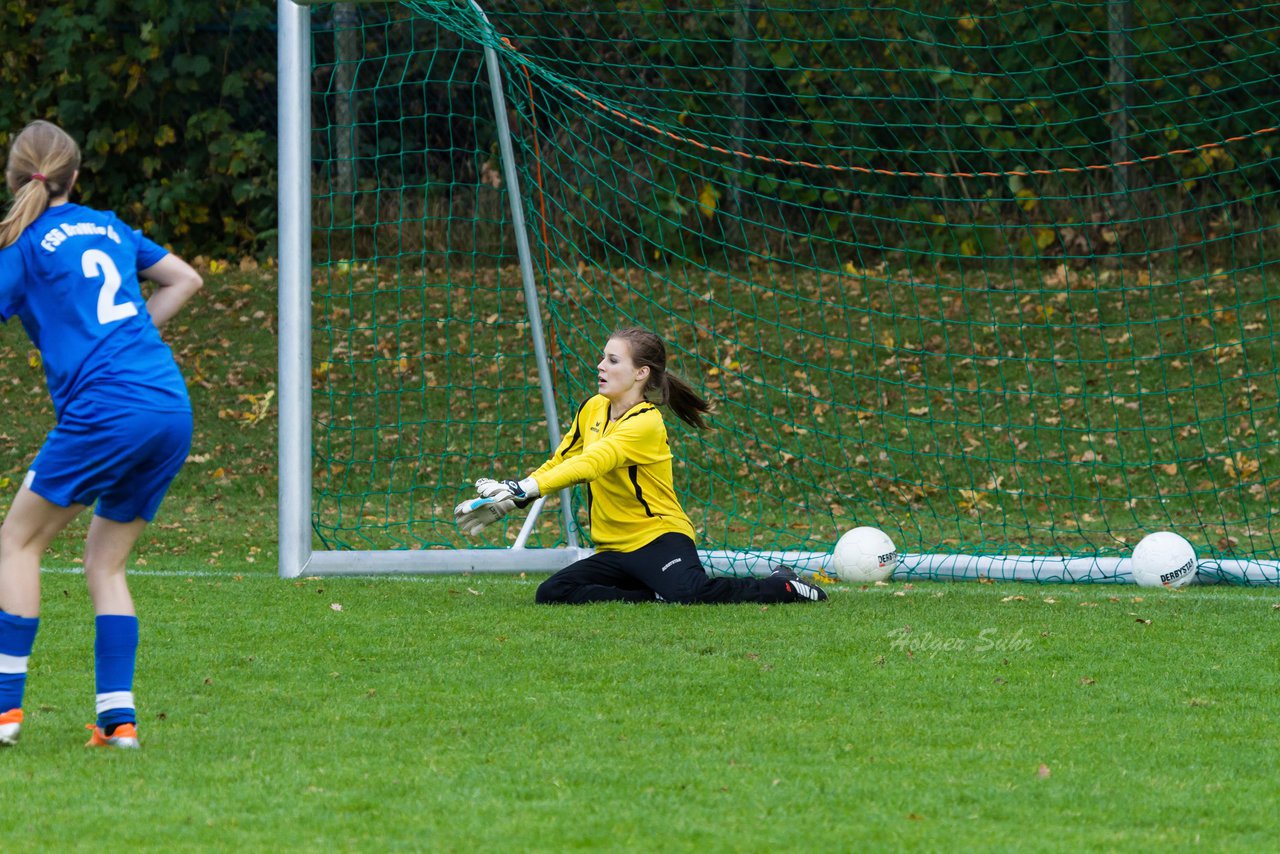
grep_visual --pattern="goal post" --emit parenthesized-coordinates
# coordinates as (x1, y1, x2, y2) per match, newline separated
(278, 0, 589, 577)
(277, 0, 1280, 584)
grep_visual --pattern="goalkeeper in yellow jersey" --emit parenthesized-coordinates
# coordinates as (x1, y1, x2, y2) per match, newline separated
(455, 327, 826, 605)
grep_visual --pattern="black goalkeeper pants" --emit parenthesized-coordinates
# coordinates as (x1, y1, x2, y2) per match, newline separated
(535, 533, 802, 605)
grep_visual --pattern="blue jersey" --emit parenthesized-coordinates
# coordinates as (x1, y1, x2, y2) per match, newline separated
(0, 203, 190, 418)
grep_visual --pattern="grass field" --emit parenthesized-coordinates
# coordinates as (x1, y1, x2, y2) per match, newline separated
(0, 261, 1278, 850)
(3, 574, 1278, 851)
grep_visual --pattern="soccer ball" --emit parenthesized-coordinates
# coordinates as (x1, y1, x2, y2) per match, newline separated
(831, 527, 899, 583)
(1130, 531, 1197, 588)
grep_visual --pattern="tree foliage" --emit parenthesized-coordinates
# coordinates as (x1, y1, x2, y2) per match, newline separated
(0, 0, 275, 256)
(3, 1, 1276, 260)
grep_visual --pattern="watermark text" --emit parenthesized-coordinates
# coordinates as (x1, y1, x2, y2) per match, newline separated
(886, 626, 1033, 658)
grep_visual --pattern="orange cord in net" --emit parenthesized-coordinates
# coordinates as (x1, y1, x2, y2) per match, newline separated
(499, 39, 1276, 181)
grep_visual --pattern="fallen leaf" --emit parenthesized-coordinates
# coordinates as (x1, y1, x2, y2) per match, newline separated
(1224, 452, 1259, 481)
(1037, 764, 1051, 779)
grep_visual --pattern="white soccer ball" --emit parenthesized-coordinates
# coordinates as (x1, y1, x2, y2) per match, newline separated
(1130, 531, 1197, 588)
(831, 526, 899, 583)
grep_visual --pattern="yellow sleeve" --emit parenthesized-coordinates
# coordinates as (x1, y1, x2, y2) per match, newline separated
(529, 398, 590, 481)
(532, 406, 667, 495)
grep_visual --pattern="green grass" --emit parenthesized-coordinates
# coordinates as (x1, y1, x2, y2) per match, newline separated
(4, 575, 1278, 851)
(0, 261, 1277, 848)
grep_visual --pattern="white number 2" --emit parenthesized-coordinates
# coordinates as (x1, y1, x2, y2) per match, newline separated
(82, 249, 138, 326)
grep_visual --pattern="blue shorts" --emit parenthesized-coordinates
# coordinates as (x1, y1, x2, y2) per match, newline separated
(26, 398, 193, 523)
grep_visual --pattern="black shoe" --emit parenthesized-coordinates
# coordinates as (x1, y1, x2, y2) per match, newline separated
(770, 564, 827, 602)
(769, 564, 798, 580)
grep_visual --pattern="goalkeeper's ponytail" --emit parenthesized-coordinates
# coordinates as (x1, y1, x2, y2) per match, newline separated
(661, 370, 711, 430)
(611, 327, 712, 430)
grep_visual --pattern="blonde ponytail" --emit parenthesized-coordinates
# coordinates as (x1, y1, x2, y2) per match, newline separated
(1, 121, 80, 249)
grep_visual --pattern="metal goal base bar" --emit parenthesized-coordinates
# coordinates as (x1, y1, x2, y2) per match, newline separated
(286, 549, 1280, 585)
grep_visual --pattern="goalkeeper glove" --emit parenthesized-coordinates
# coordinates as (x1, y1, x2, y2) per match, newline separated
(454, 496, 516, 537)
(475, 476, 540, 509)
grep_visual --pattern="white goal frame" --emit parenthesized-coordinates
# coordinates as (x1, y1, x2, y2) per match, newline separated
(276, 0, 1277, 585)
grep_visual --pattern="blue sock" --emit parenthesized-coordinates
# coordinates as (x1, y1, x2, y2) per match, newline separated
(94, 615, 138, 731)
(0, 610, 40, 712)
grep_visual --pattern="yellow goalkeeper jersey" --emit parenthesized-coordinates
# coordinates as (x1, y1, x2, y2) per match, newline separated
(530, 395, 696, 552)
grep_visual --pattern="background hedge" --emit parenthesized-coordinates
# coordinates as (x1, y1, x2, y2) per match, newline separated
(4, 2, 1276, 261)
(0, 0, 276, 257)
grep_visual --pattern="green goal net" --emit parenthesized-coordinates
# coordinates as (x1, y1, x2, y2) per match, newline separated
(302, 1, 1280, 582)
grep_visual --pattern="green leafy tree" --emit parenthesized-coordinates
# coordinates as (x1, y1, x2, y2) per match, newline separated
(0, 0, 275, 256)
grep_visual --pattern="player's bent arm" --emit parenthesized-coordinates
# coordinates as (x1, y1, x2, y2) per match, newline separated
(140, 254, 203, 327)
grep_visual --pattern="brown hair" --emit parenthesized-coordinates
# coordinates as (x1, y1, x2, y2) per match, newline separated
(1, 120, 80, 249)
(610, 327, 712, 429)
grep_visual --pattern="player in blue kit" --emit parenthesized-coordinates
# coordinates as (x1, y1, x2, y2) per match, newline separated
(0, 121, 202, 748)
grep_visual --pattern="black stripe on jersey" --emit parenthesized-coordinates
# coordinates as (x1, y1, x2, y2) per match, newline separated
(628, 465, 655, 517)
(617, 404, 656, 424)
(558, 397, 593, 454)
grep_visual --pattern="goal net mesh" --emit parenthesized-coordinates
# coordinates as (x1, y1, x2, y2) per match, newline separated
(308, 1, 1280, 578)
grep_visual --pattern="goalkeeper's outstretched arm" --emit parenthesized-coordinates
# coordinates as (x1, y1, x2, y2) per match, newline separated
(452, 399, 592, 537)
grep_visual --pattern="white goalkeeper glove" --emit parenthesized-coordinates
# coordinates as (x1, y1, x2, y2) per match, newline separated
(454, 495, 517, 537)
(475, 476, 540, 509)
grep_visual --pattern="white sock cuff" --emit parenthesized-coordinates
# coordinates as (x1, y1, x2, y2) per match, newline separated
(96, 691, 136, 714)
(0, 652, 28, 674)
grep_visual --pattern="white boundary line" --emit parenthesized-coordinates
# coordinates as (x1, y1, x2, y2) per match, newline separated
(40, 567, 274, 579)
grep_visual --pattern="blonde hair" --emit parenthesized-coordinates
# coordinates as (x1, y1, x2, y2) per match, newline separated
(1, 120, 80, 249)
